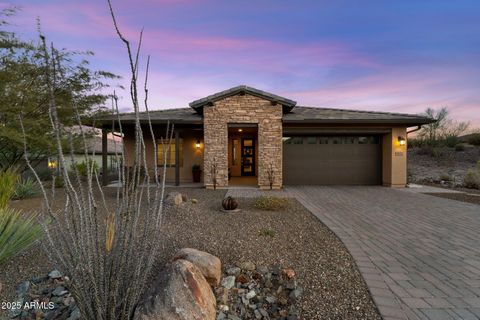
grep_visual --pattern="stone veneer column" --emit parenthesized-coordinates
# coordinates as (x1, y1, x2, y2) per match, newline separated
(203, 94, 283, 189)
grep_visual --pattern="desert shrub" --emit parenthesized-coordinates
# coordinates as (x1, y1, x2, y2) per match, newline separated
(254, 196, 289, 211)
(467, 133, 480, 146)
(54, 176, 65, 188)
(444, 136, 459, 148)
(36, 169, 54, 181)
(0, 168, 19, 209)
(258, 228, 276, 237)
(417, 146, 445, 158)
(455, 144, 466, 152)
(71, 159, 98, 177)
(439, 174, 453, 182)
(464, 170, 480, 189)
(0, 207, 43, 264)
(13, 178, 40, 200)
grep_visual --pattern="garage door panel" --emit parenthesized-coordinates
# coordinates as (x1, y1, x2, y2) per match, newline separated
(283, 135, 382, 185)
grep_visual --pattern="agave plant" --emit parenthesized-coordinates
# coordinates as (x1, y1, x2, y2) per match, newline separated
(13, 178, 40, 200)
(0, 207, 43, 264)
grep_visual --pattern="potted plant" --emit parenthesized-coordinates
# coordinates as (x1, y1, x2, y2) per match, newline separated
(192, 164, 202, 182)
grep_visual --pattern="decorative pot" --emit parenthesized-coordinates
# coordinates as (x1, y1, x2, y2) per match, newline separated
(222, 196, 238, 210)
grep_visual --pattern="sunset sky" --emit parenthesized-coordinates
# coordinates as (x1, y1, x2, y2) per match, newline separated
(2, 0, 479, 127)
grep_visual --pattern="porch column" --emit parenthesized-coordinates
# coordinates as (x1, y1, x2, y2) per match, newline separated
(102, 127, 108, 186)
(175, 129, 180, 186)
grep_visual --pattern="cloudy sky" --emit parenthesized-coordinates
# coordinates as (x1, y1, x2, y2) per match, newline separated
(2, 0, 480, 127)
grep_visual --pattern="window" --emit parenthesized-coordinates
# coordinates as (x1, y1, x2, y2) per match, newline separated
(157, 139, 183, 167)
(331, 137, 342, 144)
(292, 137, 303, 144)
(319, 137, 329, 144)
(358, 137, 368, 144)
(344, 137, 355, 144)
(306, 137, 317, 144)
(232, 139, 239, 165)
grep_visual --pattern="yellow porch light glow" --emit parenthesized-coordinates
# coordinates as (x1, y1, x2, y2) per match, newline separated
(398, 136, 406, 146)
(195, 140, 201, 149)
(238, 128, 243, 132)
(48, 159, 57, 169)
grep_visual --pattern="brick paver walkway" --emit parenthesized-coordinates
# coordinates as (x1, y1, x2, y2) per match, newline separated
(286, 186, 480, 320)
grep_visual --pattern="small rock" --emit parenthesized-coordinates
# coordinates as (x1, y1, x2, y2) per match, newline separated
(282, 268, 296, 279)
(49, 270, 62, 279)
(226, 267, 241, 276)
(221, 276, 236, 289)
(191, 198, 198, 204)
(52, 286, 68, 296)
(217, 311, 226, 320)
(238, 261, 256, 271)
(67, 307, 81, 320)
(265, 296, 277, 304)
(245, 290, 256, 299)
(235, 274, 249, 284)
(181, 194, 188, 202)
(16, 281, 30, 297)
(218, 304, 229, 312)
(289, 288, 303, 301)
(228, 315, 241, 320)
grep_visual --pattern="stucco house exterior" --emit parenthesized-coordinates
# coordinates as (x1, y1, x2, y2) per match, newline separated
(100, 85, 433, 189)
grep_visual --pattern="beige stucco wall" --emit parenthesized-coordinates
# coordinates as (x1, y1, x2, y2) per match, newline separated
(123, 129, 204, 183)
(203, 94, 283, 189)
(382, 127, 408, 187)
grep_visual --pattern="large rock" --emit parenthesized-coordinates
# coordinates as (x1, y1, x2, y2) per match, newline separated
(135, 259, 216, 320)
(172, 248, 221, 287)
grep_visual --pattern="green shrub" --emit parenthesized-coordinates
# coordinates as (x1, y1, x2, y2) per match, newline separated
(0, 207, 43, 264)
(0, 168, 19, 209)
(464, 170, 480, 189)
(71, 159, 99, 177)
(258, 228, 275, 237)
(13, 178, 40, 200)
(439, 174, 453, 182)
(467, 133, 480, 146)
(444, 136, 459, 148)
(36, 169, 53, 181)
(254, 196, 289, 211)
(455, 144, 466, 152)
(54, 176, 65, 188)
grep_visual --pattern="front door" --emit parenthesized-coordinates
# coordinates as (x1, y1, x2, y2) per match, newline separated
(241, 138, 255, 176)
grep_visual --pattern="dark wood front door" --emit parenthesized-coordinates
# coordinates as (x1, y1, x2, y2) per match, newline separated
(241, 138, 255, 176)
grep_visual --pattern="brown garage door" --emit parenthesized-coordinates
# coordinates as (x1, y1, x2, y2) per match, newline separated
(283, 136, 382, 185)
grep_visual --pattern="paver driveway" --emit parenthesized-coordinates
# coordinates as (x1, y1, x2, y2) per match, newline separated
(286, 186, 480, 320)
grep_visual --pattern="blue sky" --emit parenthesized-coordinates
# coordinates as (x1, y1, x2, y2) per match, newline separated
(2, 0, 479, 126)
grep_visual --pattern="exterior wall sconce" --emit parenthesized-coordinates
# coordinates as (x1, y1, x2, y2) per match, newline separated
(48, 158, 57, 169)
(195, 140, 201, 149)
(238, 128, 243, 132)
(398, 136, 406, 146)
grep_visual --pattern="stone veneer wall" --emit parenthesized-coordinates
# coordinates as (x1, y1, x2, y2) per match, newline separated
(203, 94, 283, 189)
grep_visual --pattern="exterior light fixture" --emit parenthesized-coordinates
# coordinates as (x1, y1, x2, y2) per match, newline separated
(398, 136, 406, 146)
(48, 159, 57, 169)
(238, 128, 243, 132)
(195, 140, 201, 149)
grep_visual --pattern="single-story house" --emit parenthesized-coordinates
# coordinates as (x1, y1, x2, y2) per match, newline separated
(99, 85, 433, 189)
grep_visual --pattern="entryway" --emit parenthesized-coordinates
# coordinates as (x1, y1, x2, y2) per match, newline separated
(228, 125, 258, 187)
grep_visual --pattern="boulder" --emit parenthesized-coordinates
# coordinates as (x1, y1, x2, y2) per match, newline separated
(172, 248, 221, 287)
(135, 259, 216, 320)
(165, 192, 184, 206)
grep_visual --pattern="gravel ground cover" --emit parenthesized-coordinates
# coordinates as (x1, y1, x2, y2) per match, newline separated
(1, 187, 380, 319)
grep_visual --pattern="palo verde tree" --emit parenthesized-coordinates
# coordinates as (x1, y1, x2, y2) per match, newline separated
(0, 8, 119, 171)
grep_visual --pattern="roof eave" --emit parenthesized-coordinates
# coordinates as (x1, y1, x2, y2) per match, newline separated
(283, 118, 435, 125)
